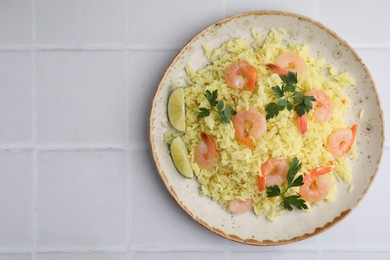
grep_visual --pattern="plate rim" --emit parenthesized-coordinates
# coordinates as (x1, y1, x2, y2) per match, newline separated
(149, 10, 385, 246)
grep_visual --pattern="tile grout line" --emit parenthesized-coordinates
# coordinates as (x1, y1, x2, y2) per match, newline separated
(325, 246, 390, 253)
(21, 247, 128, 254)
(6, 245, 390, 254)
(221, 0, 228, 250)
(0, 45, 34, 51)
(31, 0, 38, 259)
(32, 147, 38, 260)
(0, 144, 127, 151)
(128, 245, 233, 252)
(2, 43, 390, 51)
(0, 249, 33, 254)
(0, 143, 388, 152)
(124, 0, 133, 254)
(0, 45, 181, 52)
(0, 143, 161, 151)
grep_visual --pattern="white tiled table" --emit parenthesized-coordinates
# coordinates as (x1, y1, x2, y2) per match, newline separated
(0, 1, 389, 259)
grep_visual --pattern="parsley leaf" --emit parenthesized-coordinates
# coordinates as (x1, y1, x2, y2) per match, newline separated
(265, 102, 281, 120)
(216, 100, 224, 112)
(219, 106, 236, 124)
(266, 72, 316, 119)
(277, 99, 288, 109)
(293, 92, 304, 104)
(198, 107, 210, 118)
(283, 195, 308, 211)
(290, 175, 304, 188)
(272, 86, 284, 99)
(266, 157, 308, 211)
(284, 84, 296, 92)
(266, 185, 281, 197)
(198, 90, 236, 124)
(205, 90, 218, 106)
(280, 71, 298, 85)
(304, 95, 316, 108)
(294, 103, 306, 117)
(286, 157, 302, 185)
(286, 100, 294, 110)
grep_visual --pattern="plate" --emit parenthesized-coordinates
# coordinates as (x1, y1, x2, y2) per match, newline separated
(149, 11, 384, 245)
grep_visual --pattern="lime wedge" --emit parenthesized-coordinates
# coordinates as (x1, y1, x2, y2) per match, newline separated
(170, 136, 193, 178)
(168, 88, 186, 131)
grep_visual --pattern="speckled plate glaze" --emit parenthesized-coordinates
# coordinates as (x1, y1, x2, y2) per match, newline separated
(149, 11, 384, 245)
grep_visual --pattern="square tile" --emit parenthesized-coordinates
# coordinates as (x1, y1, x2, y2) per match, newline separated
(322, 251, 390, 260)
(229, 251, 318, 260)
(37, 150, 127, 247)
(128, 50, 177, 146)
(0, 151, 33, 249)
(130, 150, 225, 246)
(128, 0, 225, 49)
(132, 252, 225, 260)
(320, 149, 390, 247)
(355, 48, 389, 145)
(36, 0, 126, 44)
(36, 51, 126, 145)
(0, 51, 32, 145)
(318, 0, 390, 44)
(37, 253, 127, 260)
(226, 0, 320, 19)
(0, 0, 32, 44)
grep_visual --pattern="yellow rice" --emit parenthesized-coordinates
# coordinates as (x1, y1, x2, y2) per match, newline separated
(174, 28, 356, 221)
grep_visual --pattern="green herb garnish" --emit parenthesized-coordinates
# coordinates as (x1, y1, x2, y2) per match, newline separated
(266, 157, 308, 211)
(198, 90, 236, 124)
(265, 72, 316, 120)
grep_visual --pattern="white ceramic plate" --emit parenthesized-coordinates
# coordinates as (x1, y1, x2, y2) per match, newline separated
(149, 11, 384, 245)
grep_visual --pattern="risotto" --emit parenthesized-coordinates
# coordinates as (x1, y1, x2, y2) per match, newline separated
(167, 28, 357, 221)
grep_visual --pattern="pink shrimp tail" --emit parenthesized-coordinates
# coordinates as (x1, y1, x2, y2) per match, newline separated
(200, 132, 213, 148)
(309, 166, 332, 176)
(297, 114, 307, 135)
(244, 65, 257, 91)
(266, 63, 288, 75)
(343, 124, 358, 154)
(257, 175, 266, 192)
(351, 124, 358, 143)
(237, 136, 255, 149)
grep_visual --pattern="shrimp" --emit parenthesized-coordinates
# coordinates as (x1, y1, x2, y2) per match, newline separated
(299, 166, 332, 203)
(259, 158, 289, 190)
(228, 199, 252, 214)
(257, 175, 266, 192)
(266, 51, 306, 75)
(305, 89, 333, 122)
(297, 114, 307, 135)
(232, 107, 267, 149)
(194, 132, 216, 169)
(225, 61, 257, 91)
(326, 124, 357, 158)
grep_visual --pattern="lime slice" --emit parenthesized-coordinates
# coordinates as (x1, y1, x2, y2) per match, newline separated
(170, 136, 193, 178)
(168, 88, 186, 131)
